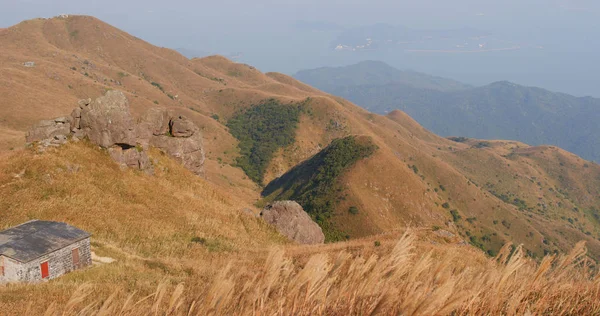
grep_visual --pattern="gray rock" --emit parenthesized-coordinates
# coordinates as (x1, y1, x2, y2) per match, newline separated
(26, 117, 72, 143)
(169, 115, 196, 137)
(150, 133, 205, 175)
(138, 108, 205, 175)
(78, 98, 91, 108)
(136, 107, 170, 141)
(108, 146, 152, 173)
(52, 134, 68, 144)
(54, 117, 69, 124)
(260, 201, 325, 245)
(79, 90, 136, 148)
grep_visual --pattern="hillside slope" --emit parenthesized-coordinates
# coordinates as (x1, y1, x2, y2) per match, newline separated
(294, 62, 600, 163)
(1, 15, 599, 263)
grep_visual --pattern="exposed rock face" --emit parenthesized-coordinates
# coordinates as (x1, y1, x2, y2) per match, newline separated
(149, 135, 205, 175)
(137, 107, 169, 137)
(78, 91, 136, 148)
(108, 146, 151, 171)
(26, 117, 72, 145)
(169, 115, 196, 137)
(26, 90, 205, 175)
(260, 201, 325, 245)
(138, 109, 205, 175)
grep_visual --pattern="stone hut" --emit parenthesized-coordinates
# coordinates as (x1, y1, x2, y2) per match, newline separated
(0, 220, 92, 283)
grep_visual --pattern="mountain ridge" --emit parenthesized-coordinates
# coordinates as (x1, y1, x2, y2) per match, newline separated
(294, 61, 600, 162)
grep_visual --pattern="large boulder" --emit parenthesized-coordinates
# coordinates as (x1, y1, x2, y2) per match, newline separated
(78, 90, 136, 148)
(260, 201, 325, 245)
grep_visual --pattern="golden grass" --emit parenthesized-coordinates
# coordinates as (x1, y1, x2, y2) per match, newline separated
(0, 142, 283, 256)
(28, 230, 600, 316)
(0, 142, 287, 313)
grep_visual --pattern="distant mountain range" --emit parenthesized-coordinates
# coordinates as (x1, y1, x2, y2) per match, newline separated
(294, 61, 600, 162)
(294, 60, 470, 92)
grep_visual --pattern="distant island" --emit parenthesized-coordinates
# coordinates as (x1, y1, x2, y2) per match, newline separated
(330, 24, 526, 54)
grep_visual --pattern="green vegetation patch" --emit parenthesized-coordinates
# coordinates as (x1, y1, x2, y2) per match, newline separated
(151, 82, 165, 92)
(227, 99, 306, 184)
(448, 136, 469, 143)
(261, 136, 378, 241)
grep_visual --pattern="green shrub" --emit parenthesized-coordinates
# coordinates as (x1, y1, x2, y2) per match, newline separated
(409, 165, 419, 174)
(191, 236, 206, 244)
(348, 206, 360, 215)
(448, 136, 469, 143)
(450, 210, 461, 222)
(442, 202, 450, 209)
(227, 99, 304, 184)
(151, 82, 165, 92)
(473, 141, 491, 149)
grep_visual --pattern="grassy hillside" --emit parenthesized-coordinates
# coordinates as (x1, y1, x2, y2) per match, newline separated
(0, 141, 286, 313)
(0, 15, 600, 314)
(262, 136, 378, 241)
(295, 63, 600, 163)
(1, 15, 599, 260)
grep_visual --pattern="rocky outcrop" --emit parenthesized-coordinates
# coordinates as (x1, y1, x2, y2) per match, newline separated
(69, 91, 150, 173)
(260, 201, 325, 245)
(137, 109, 205, 175)
(26, 90, 205, 175)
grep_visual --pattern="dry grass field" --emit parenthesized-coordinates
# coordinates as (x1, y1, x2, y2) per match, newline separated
(11, 231, 600, 315)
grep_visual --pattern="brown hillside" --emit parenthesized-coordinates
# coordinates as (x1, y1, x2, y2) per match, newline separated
(1, 15, 600, 261)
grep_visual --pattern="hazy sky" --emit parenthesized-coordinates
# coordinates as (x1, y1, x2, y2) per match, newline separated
(1, 0, 599, 96)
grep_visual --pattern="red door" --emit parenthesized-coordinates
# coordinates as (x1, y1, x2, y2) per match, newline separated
(72, 248, 80, 268)
(40, 261, 49, 279)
